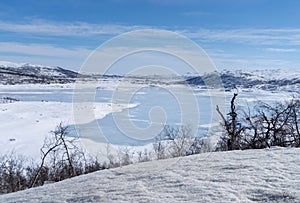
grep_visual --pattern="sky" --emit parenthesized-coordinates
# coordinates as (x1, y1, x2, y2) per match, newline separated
(0, 0, 300, 72)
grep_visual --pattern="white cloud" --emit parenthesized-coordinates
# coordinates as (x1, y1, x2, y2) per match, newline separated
(206, 48, 296, 70)
(1, 19, 300, 47)
(0, 20, 147, 36)
(1, 19, 300, 70)
(0, 42, 91, 57)
(213, 56, 293, 70)
(182, 28, 300, 46)
(265, 48, 298, 53)
(0, 42, 92, 69)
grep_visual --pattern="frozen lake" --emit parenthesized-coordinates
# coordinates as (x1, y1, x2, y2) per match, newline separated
(0, 82, 293, 147)
(73, 85, 219, 145)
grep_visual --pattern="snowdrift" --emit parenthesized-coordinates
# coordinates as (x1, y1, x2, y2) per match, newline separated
(0, 147, 299, 202)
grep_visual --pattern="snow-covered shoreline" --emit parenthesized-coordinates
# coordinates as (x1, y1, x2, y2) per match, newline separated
(0, 82, 142, 160)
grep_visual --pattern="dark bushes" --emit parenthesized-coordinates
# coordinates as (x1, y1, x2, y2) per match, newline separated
(216, 94, 300, 151)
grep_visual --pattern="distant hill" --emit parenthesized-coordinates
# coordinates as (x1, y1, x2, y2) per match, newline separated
(1, 61, 299, 91)
(185, 69, 300, 91)
(0, 61, 79, 85)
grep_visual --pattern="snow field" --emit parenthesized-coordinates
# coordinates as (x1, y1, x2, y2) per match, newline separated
(0, 147, 299, 202)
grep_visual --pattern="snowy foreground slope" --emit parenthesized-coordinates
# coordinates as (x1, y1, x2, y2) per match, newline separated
(1, 147, 299, 203)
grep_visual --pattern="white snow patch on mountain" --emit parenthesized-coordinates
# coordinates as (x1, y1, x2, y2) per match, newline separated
(223, 69, 300, 81)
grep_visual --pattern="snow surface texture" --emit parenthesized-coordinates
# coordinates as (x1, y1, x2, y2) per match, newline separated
(0, 101, 120, 158)
(0, 147, 299, 202)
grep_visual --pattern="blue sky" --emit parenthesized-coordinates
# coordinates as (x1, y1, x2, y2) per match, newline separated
(0, 0, 300, 71)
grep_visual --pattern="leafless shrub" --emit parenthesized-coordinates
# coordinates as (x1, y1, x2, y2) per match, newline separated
(153, 125, 194, 158)
(117, 147, 133, 166)
(30, 122, 85, 187)
(153, 130, 168, 160)
(216, 93, 244, 151)
(187, 137, 213, 155)
(216, 94, 300, 151)
(0, 153, 31, 194)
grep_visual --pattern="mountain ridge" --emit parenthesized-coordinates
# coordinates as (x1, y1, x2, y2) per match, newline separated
(1, 61, 299, 91)
(185, 69, 300, 91)
(0, 62, 79, 85)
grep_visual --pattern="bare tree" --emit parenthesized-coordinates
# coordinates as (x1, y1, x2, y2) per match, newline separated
(154, 125, 193, 158)
(216, 93, 243, 150)
(216, 94, 300, 151)
(240, 104, 271, 149)
(0, 153, 28, 194)
(287, 98, 300, 147)
(30, 122, 84, 187)
(257, 101, 294, 147)
(118, 147, 133, 166)
(153, 129, 168, 160)
(187, 137, 213, 155)
(168, 125, 193, 157)
(137, 149, 151, 162)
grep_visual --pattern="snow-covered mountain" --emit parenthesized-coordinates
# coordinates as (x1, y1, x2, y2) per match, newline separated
(186, 69, 300, 91)
(0, 61, 79, 85)
(1, 60, 299, 92)
(0, 147, 299, 202)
